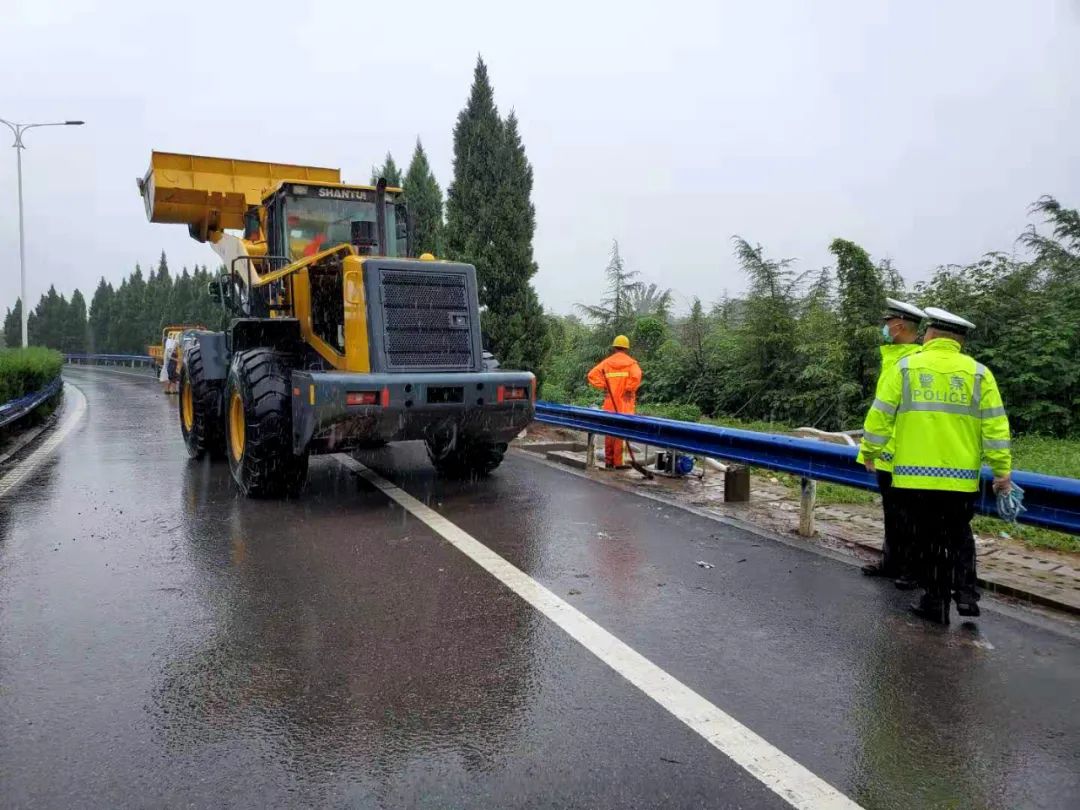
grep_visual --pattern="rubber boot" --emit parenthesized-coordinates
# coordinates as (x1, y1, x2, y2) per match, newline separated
(954, 590, 981, 617)
(909, 593, 950, 625)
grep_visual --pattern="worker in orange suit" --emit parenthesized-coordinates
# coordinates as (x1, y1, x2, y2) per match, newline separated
(587, 335, 643, 469)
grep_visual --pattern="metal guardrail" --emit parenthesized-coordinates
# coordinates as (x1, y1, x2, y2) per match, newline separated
(64, 353, 155, 367)
(534, 401, 1080, 536)
(0, 376, 63, 430)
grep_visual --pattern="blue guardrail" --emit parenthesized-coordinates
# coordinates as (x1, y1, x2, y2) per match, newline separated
(0, 376, 63, 430)
(64, 353, 155, 366)
(535, 401, 1080, 536)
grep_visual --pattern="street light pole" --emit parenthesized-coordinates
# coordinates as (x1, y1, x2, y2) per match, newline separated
(1, 118, 84, 347)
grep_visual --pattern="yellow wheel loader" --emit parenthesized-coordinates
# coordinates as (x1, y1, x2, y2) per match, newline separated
(137, 152, 535, 497)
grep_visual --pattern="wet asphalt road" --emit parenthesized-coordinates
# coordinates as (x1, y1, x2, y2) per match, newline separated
(1, 367, 1078, 809)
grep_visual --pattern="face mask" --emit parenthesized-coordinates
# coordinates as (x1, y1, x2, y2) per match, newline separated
(881, 324, 894, 344)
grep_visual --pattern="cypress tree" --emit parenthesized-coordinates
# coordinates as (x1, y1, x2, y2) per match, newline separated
(370, 153, 402, 186)
(30, 286, 69, 349)
(446, 58, 548, 374)
(126, 265, 148, 353)
(3, 300, 21, 348)
(89, 278, 113, 353)
(445, 57, 503, 275)
(150, 251, 173, 332)
(108, 278, 130, 353)
(403, 138, 444, 256)
(66, 289, 88, 353)
(169, 268, 196, 323)
(486, 110, 548, 374)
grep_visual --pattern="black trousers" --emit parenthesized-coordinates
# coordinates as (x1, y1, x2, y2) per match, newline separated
(895, 488, 978, 602)
(877, 470, 912, 579)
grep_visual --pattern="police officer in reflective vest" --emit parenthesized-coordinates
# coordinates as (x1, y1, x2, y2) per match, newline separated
(858, 307, 1012, 624)
(857, 298, 926, 588)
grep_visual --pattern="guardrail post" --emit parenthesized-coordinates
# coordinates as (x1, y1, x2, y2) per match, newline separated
(586, 432, 597, 470)
(799, 477, 817, 537)
(724, 465, 750, 502)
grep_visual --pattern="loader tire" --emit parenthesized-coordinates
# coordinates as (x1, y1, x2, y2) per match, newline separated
(225, 349, 308, 498)
(426, 439, 507, 479)
(179, 343, 225, 460)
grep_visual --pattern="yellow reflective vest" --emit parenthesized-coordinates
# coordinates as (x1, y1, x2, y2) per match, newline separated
(856, 342, 923, 473)
(858, 338, 1011, 492)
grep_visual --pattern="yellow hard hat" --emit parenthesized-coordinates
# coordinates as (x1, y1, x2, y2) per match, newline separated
(612, 335, 630, 349)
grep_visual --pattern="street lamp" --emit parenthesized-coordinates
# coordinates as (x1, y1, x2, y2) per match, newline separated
(0, 118, 85, 348)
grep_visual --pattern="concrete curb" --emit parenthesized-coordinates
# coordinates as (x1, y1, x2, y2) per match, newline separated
(0, 404, 61, 469)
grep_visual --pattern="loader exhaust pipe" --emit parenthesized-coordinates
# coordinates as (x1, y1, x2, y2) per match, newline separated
(375, 177, 388, 257)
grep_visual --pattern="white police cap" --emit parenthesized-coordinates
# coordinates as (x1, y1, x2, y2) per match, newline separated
(924, 306, 975, 334)
(884, 298, 926, 323)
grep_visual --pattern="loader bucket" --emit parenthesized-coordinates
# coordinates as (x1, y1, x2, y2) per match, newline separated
(137, 151, 341, 237)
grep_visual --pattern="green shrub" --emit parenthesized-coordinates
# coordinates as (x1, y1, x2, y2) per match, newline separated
(0, 347, 63, 404)
(637, 402, 703, 422)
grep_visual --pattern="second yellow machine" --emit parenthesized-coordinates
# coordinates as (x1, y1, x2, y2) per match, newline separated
(138, 151, 535, 497)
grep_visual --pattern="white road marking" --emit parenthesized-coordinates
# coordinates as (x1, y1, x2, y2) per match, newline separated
(0, 384, 87, 499)
(334, 454, 862, 810)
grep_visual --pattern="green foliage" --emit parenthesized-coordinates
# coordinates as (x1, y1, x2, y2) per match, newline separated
(636, 402, 703, 422)
(65, 289, 88, 353)
(577, 240, 641, 334)
(0, 347, 62, 403)
(971, 516, 1080, 554)
(403, 138, 443, 256)
(544, 196, 1080, 446)
(29, 285, 70, 350)
(445, 58, 549, 377)
(727, 237, 803, 423)
(815, 482, 878, 505)
(915, 238, 1080, 436)
(3, 299, 22, 348)
(370, 152, 402, 186)
(88, 278, 113, 353)
(831, 238, 887, 423)
(1012, 434, 1080, 479)
(3, 255, 228, 357)
(629, 283, 673, 320)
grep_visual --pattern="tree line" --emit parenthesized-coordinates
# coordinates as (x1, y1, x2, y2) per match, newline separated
(3, 254, 228, 354)
(543, 197, 1080, 438)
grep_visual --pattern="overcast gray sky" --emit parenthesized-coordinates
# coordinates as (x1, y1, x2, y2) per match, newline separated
(3, 0, 1078, 316)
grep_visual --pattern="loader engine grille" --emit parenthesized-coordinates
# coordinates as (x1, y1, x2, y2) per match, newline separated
(379, 270, 474, 369)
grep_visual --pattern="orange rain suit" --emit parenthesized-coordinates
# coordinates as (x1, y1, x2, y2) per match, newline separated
(587, 351, 643, 467)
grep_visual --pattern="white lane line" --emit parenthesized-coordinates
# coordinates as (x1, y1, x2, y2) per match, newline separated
(0, 383, 88, 499)
(334, 454, 862, 810)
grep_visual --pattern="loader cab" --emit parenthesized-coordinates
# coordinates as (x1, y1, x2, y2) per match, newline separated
(258, 182, 411, 363)
(264, 182, 410, 264)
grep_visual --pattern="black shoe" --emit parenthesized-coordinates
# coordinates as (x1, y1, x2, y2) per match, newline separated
(893, 576, 918, 591)
(955, 597, 981, 617)
(909, 596, 950, 625)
